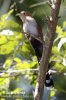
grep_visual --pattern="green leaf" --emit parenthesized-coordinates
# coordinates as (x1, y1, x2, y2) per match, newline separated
(58, 38, 66, 51)
(0, 9, 13, 21)
(0, 35, 7, 45)
(0, 78, 9, 90)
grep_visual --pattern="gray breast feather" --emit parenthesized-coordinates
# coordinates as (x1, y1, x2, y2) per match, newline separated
(23, 20, 38, 36)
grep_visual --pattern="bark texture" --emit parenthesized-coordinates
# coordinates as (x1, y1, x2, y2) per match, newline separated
(34, 0, 62, 100)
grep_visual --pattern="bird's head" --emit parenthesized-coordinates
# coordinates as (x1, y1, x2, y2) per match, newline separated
(17, 11, 32, 22)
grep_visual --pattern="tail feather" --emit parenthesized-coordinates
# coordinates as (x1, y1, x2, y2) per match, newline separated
(29, 37, 54, 87)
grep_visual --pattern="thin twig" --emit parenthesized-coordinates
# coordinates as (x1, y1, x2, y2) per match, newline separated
(0, 68, 38, 73)
(30, 1, 49, 8)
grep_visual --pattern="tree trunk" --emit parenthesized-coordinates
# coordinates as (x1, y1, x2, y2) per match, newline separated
(34, 0, 62, 100)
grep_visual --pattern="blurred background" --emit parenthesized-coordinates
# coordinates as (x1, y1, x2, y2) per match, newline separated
(0, 0, 66, 100)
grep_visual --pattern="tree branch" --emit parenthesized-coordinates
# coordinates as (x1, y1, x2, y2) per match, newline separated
(34, 0, 62, 100)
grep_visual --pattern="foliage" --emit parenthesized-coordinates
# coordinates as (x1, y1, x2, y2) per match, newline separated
(0, 10, 37, 100)
(49, 21, 66, 100)
(0, 0, 66, 100)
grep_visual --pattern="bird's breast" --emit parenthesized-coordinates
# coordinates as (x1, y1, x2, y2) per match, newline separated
(23, 21, 38, 36)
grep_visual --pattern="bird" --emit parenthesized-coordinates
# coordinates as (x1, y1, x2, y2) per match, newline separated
(18, 11, 44, 44)
(45, 71, 54, 87)
(29, 37, 43, 62)
(17, 11, 54, 87)
(17, 11, 44, 62)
